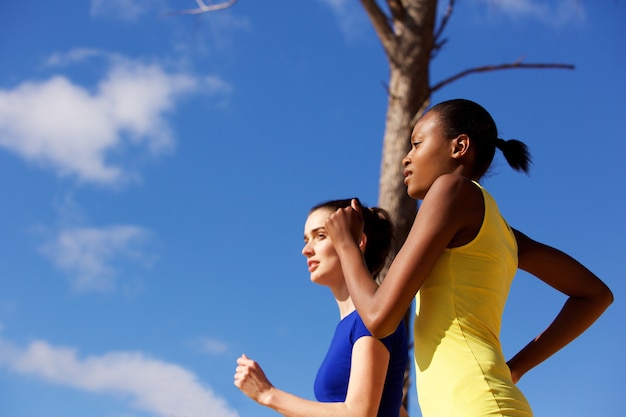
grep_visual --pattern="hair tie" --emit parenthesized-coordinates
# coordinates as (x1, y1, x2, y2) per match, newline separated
(496, 138, 506, 149)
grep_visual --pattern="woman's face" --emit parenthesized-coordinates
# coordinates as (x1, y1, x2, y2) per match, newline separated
(302, 208, 343, 286)
(402, 110, 456, 199)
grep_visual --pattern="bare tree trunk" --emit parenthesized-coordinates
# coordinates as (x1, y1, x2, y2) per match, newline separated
(360, 0, 436, 254)
(361, 0, 438, 409)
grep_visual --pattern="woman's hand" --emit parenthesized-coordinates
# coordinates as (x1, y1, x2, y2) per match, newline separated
(325, 198, 364, 248)
(234, 354, 275, 405)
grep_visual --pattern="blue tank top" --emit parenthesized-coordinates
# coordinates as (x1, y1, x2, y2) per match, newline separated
(314, 310, 408, 417)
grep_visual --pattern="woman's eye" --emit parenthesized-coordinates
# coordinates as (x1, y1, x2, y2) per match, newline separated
(412, 141, 421, 148)
(316, 233, 327, 240)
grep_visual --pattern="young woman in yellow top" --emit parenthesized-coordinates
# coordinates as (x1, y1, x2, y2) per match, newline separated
(325, 99, 613, 417)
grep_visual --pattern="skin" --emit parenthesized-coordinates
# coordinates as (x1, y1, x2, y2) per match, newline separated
(325, 109, 613, 384)
(234, 208, 408, 417)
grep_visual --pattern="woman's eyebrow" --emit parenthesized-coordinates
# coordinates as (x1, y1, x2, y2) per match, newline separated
(304, 226, 326, 240)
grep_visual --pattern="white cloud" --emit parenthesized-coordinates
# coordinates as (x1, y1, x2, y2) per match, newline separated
(318, 0, 368, 40)
(0, 336, 239, 417)
(40, 225, 153, 293)
(90, 0, 149, 21)
(0, 52, 230, 185)
(478, 0, 586, 26)
(199, 338, 229, 355)
(45, 48, 108, 67)
(321, 0, 585, 31)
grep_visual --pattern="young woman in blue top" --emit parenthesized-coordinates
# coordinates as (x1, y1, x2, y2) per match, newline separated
(234, 199, 409, 417)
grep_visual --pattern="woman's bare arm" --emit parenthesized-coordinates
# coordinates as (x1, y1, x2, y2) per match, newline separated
(234, 337, 391, 417)
(326, 175, 479, 337)
(506, 229, 613, 382)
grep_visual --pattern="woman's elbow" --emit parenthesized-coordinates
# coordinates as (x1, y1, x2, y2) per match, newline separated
(585, 282, 614, 316)
(598, 284, 614, 310)
(362, 314, 396, 339)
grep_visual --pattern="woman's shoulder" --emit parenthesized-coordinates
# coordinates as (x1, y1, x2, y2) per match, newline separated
(426, 174, 481, 208)
(432, 173, 475, 189)
(423, 174, 484, 247)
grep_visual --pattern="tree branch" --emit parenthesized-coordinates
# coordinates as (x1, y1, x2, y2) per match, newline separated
(410, 98, 432, 130)
(431, 60, 575, 93)
(360, 0, 397, 58)
(387, 0, 406, 24)
(432, 0, 454, 58)
(166, 0, 238, 16)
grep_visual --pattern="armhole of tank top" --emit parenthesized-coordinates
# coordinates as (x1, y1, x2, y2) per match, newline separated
(448, 180, 486, 250)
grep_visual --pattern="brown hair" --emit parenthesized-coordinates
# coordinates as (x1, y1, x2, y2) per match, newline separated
(309, 199, 394, 280)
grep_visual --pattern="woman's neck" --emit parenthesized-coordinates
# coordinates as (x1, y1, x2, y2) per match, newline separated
(331, 286, 356, 319)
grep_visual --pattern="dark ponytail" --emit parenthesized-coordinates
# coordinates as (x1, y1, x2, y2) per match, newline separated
(431, 99, 532, 178)
(495, 138, 532, 173)
(360, 206, 394, 280)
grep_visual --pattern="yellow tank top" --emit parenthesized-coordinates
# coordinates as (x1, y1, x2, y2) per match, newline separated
(414, 182, 533, 417)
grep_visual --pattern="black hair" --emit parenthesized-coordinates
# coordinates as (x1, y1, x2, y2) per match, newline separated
(309, 199, 394, 280)
(430, 99, 532, 178)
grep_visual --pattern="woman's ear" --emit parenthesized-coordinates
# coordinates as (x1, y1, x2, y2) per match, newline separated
(359, 233, 367, 253)
(452, 134, 470, 159)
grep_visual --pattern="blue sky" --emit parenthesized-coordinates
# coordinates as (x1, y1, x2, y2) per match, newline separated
(0, 1, 624, 417)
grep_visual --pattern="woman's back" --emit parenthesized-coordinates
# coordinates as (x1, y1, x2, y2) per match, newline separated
(414, 182, 532, 417)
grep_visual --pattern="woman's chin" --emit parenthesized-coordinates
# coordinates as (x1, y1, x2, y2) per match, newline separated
(310, 270, 335, 286)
